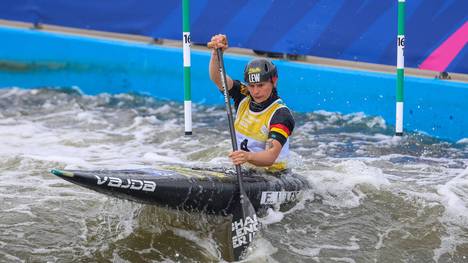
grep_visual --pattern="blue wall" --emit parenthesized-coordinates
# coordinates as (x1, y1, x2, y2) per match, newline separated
(0, 26, 467, 141)
(0, 0, 466, 73)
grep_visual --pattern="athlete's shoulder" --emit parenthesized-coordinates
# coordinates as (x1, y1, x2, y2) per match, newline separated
(270, 106, 295, 131)
(231, 80, 249, 94)
(230, 80, 250, 110)
(238, 81, 249, 96)
(273, 99, 293, 117)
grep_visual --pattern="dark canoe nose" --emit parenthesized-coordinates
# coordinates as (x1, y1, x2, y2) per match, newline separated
(50, 169, 75, 178)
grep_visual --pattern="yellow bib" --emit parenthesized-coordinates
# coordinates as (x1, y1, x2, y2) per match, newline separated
(234, 97, 289, 172)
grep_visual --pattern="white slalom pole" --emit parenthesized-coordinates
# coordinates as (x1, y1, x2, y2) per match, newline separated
(396, 0, 405, 136)
(183, 0, 192, 135)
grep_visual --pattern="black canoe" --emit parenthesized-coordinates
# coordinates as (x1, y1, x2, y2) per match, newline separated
(50, 166, 310, 215)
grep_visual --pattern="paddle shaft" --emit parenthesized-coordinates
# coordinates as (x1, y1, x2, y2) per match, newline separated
(215, 49, 246, 201)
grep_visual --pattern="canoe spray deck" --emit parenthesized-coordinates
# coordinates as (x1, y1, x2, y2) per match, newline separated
(50, 166, 311, 215)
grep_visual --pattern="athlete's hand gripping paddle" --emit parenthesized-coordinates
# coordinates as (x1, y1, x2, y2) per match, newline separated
(216, 48, 259, 261)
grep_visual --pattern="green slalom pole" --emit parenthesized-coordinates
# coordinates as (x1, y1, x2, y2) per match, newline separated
(396, 0, 405, 136)
(183, 0, 192, 135)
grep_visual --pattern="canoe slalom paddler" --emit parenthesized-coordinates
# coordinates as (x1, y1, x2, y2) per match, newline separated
(208, 34, 295, 173)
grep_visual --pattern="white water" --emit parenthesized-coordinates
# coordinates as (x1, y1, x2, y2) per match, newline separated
(0, 88, 467, 262)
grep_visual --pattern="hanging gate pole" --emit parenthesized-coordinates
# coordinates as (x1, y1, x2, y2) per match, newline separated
(183, 0, 192, 135)
(395, 0, 405, 136)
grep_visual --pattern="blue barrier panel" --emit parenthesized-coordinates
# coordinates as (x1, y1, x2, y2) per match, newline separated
(0, 26, 467, 141)
(0, 1, 466, 73)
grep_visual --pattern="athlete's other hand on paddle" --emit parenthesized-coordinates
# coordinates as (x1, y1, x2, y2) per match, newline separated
(228, 150, 251, 165)
(208, 34, 295, 173)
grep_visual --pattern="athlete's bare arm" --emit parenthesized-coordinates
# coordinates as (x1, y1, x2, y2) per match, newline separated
(207, 34, 234, 91)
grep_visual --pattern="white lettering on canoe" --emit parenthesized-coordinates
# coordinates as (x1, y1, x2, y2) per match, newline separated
(260, 191, 301, 205)
(94, 175, 156, 192)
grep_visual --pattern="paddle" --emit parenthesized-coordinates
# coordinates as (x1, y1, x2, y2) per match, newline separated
(216, 48, 259, 261)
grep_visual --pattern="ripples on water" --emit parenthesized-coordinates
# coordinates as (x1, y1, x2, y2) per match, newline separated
(0, 88, 467, 262)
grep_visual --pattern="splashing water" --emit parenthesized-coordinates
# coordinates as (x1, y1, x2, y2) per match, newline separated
(0, 88, 467, 262)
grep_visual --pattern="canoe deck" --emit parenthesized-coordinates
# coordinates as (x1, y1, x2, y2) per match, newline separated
(51, 166, 310, 215)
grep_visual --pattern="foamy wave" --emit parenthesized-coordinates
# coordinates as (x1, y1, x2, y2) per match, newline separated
(304, 160, 390, 208)
(437, 167, 468, 223)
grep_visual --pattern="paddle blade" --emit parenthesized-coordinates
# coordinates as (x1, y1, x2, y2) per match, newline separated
(229, 190, 260, 261)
